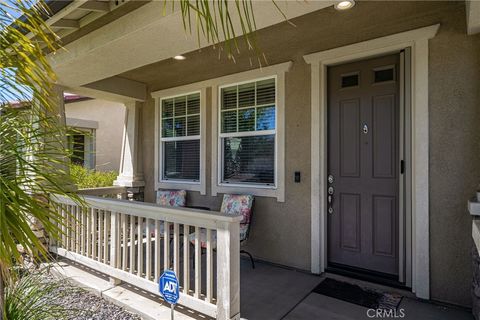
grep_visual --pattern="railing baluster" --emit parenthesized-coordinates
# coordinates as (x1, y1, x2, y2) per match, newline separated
(104, 211, 109, 264)
(206, 228, 213, 303)
(72, 205, 76, 251)
(183, 224, 190, 294)
(69, 205, 74, 251)
(81, 207, 86, 255)
(194, 226, 201, 299)
(129, 215, 135, 273)
(110, 212, 119, 269)
(72, 205, 77, 252)
(145, 218, 152, 280)
(154, 220, 161, 281)
(61, 204, 67, 248)
(137, 217, 143, 277)
(98, 210, 103, 262)
(77, 206, 81, 253)
(173, 223, 180, 276)
(86, 208, 92, 258)
(92, 209, 97, 260)
(164, 221, 170, 271)
(121, 213, 127, 271)
(77, 206, 81, 254)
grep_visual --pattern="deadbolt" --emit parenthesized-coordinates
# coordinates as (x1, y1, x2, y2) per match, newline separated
(328, 174, 334, 184)
(328, 186, 334, 195)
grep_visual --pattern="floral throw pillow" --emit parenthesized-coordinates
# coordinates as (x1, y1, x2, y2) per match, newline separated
(156, 190, 187, 207)
(220, 194, 254, 225)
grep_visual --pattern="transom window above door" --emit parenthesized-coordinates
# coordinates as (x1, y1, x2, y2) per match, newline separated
(219, 77, 277, 186)
(160, 92, 200, 182)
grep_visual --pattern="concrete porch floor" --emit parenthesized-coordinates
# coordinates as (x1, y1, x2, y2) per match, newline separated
(53, 257, 473, 320)
(241, 260, 473, 320)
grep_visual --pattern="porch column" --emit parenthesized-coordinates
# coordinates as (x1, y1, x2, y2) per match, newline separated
(28, 85, 72, 254)
(114, 101, 145, 188)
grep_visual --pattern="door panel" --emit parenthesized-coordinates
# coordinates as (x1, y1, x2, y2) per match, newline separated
(327, 54, 400, 277)
(340, 100, 361, 177)
(340, 193, 361, 251)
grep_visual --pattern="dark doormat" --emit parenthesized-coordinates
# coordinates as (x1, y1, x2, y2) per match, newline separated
(312, 278, 403, 310)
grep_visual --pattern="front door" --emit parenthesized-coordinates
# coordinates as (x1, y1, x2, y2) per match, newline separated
(327, 54, 400, 277)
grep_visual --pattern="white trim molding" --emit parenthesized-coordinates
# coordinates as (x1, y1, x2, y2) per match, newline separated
(303, 24, 439, 300)
(152, 86, 207, 195)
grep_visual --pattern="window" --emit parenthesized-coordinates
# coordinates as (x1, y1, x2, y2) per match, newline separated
(67, 129, 95, 169)
(374, 66, 395, 83)
(341, 73, 359, 88)
(219, 78, 276, 186)
(160, 93, 201, 182)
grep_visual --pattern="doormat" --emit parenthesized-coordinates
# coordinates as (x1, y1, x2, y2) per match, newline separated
(312, 278, 402, 310)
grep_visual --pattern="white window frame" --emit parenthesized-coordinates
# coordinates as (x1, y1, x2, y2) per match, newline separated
(152, 86, 207, 195)
(211, 62, 291, 202)
(217, 76, 278, 189)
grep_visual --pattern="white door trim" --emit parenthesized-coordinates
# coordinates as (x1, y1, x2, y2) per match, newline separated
(303, 24, 440, 300)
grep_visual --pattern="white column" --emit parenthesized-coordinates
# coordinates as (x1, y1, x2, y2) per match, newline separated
(114, 101, 145, 187)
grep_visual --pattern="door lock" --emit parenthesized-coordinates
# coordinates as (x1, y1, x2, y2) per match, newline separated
(328, 174, 334, 184)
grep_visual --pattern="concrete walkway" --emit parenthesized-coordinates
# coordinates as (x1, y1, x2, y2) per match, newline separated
(52, 258, 473, 320)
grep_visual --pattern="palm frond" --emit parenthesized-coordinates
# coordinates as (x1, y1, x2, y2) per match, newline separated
(0, 0, 84, 277)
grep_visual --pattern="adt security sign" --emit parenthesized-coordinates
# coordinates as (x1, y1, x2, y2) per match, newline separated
(159, 270, 179, 319)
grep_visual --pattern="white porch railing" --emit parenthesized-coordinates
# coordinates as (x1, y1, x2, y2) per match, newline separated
(76, 186, 128, 199)
(50, 195, 242, 320)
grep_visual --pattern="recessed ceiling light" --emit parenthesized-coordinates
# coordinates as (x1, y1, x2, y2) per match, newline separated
(174, 55, 186, 60)
(334, 0, 355, 10)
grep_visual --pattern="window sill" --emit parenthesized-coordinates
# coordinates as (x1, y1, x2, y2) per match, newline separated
(212, 184, 284, 202)
(156, 180, 206, 195)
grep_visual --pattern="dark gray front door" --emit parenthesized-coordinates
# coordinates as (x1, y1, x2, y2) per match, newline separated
(327, 54, 400, 277)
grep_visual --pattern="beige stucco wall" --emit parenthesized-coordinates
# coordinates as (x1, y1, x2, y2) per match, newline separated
(136, 2, 480, 307)
(65, 99, 125, 172)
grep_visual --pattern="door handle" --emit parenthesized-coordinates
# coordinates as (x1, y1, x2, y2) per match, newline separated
(328, 186, 334, 214)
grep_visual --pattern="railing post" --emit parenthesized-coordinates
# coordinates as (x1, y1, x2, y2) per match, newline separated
(109, 211, 121, 285)
(216, 221, 240, 320)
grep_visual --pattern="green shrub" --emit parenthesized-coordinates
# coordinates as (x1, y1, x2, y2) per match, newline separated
(70, 164, 117, 189)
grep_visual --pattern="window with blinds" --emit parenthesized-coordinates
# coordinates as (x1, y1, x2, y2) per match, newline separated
(161, 93, 200, 181)
(220, 78, 276, 186)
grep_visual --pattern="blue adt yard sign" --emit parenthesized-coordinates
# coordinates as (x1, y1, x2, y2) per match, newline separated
(159, 270, 179, 305)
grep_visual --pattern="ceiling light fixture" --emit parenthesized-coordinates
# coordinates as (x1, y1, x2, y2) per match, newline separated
(334, 0, 355, 10)
(174, 55, 186, 60)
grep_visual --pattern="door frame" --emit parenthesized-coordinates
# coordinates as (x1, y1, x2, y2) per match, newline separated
(304, 24, 440, 300)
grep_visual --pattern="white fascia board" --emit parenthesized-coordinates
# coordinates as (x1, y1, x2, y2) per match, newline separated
(49, 1, 334, 87)
(467, 1, 480, 35)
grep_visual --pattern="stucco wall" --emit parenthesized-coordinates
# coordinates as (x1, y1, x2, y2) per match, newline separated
(65, 99, 125, 172)
(135, 2, 480, 307)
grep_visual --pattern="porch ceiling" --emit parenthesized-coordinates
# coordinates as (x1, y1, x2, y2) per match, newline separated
(48, 1, 335, 91)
